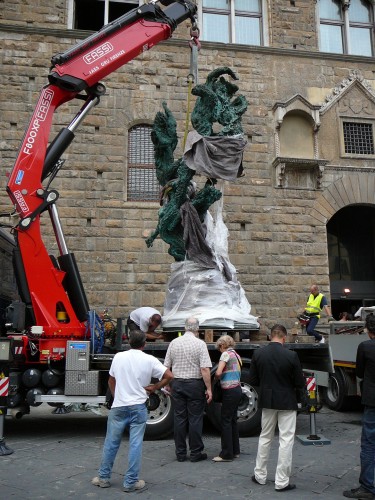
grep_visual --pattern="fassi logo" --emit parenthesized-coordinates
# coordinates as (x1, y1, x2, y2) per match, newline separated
(83, 42, 114, 64)
(22, 88, 54, 156)
(36, 88, 54, 122)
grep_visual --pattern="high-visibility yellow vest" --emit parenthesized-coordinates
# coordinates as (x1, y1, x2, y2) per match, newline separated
(305, 293, 324, 318)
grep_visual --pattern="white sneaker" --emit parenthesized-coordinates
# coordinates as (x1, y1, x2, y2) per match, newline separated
(319, 337, 325, 344)
(123, 480, 146, 492)
(91, 477, 110, 488)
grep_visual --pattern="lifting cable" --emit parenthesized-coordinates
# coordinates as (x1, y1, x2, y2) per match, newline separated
(183, 22, 201, 151)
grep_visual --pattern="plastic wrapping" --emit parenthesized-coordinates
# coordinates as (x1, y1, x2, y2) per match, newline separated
(163, 261, 258, 328)
(163, 184, 258, 329)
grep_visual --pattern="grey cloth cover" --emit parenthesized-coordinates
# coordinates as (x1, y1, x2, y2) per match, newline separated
(180, 201, 216, 269)
(183, 130, 247, 181)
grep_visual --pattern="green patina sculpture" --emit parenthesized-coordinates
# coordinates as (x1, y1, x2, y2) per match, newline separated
(145, 67, 248, 261)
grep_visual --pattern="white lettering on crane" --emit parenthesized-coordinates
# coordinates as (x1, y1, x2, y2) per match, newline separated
(14, 190, 29, 213)
(83, 42, 114, 64)
(22, 88, 54, 156)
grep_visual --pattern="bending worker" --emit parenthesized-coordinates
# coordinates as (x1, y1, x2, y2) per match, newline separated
(127, 307, 163, 341)
(303, 284, 333, 344)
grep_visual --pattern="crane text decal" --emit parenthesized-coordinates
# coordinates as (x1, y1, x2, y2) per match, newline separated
(14, 190, 29, 213)
(22, 89, 54, 156)
(83, 42, 114, 64)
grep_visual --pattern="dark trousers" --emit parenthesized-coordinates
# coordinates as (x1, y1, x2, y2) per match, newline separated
(127, 317, 139, 332)
(359, 406, 375, 495)
(172, 379, 206, 459)
(220, 385, 242, 459)
(306, 315, 322, 341)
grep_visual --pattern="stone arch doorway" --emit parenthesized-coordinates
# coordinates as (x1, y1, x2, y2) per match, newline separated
(327, 205, 375, 318)
(311, 172, 375, 318)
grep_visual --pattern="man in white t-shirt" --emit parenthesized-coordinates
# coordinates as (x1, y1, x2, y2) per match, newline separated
(92, 329, 173, 493)
(127, 307, 163, 341)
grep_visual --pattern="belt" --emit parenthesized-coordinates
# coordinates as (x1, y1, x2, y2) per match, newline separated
(174, 378, 203, 382)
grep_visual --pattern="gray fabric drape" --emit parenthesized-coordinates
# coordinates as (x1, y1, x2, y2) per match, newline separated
(183, 131, 247, 181)
(180, 201, 216, 268)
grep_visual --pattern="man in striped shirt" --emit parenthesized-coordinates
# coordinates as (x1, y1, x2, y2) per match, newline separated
(164, 317, 212, 463)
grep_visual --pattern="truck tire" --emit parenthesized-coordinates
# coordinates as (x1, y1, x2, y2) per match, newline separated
(324, 368, 350, 411)
(205, 368, 261, 437)
(144, 388, 174, 439)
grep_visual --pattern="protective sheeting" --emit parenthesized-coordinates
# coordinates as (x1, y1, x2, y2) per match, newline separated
(163, 185, 258, 329)
(162, 261, 258, 329)
(183, 131, 247, 181)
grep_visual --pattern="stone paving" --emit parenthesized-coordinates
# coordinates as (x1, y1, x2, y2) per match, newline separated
(0, 404, 364, 499)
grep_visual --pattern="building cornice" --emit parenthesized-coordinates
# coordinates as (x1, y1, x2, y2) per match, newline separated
(1, 23, 375, 65)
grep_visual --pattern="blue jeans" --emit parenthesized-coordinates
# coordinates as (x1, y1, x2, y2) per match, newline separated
(359, 406, 375, 495)
(98, 404, 148, 488)
(306, 315, 322, 341)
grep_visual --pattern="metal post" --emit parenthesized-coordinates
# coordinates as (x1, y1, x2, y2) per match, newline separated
(116, 318, 123, 351)
(0, 338, 14, 455)
(306, 375, 320, 440)
(0, 409, 14, 456)
(296, 372, 331, 446)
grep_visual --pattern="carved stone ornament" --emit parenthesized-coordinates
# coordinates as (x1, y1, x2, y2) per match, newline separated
(320, 70, 375, 114)
(272, 157, 328, 189)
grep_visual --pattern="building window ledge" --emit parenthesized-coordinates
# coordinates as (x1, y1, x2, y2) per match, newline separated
(272, 157, 328, 190)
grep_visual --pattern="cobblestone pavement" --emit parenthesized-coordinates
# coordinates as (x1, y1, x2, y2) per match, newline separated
(0, 404, 364, 499)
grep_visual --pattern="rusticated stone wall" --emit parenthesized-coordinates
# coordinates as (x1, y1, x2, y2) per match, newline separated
(1, 0, 375, 332)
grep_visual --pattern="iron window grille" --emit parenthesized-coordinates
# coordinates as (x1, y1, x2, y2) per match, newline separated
(343, 121, 374, 155)
(127, 125, 160, 202)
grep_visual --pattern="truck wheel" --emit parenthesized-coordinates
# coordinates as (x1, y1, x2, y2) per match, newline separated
(144, 389, 174, 440)
(324, 368, 350, 411)
(206, 368, 261, 437)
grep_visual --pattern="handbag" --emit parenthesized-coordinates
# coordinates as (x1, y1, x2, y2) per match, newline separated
(212, 380, 222, 403)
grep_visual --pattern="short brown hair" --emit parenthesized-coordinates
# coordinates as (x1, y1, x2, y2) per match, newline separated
(270, 324, 287, 339)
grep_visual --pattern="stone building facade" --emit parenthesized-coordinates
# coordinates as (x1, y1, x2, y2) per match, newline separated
(1, 0, 375, 331)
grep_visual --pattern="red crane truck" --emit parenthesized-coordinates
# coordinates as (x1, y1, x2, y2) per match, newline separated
(2, 0, 332, 439)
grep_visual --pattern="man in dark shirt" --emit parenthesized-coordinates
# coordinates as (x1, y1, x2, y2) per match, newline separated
(249, 324, 305, 492)
(343, 314, 375, 499)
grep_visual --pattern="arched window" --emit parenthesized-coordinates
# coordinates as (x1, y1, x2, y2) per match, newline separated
(319, 0, 373, 56)
(202, 0, 263, 45)
(127, 125, 160, 202)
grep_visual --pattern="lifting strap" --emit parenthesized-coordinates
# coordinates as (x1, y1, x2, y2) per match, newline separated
(183, 23, 200, 150)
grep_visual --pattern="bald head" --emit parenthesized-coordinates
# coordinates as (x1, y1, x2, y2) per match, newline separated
(185, 316, 199, 333)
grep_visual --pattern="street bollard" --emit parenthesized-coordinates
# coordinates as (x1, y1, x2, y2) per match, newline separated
(296, 372, 331, 446)
(0, 407, 14, 456)
(305, 375, 321, 440)
(0, 337, 14, 455)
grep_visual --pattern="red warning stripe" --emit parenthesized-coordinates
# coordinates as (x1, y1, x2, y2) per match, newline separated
(306, 377, 316, 391)
(0, 377, 9, 396)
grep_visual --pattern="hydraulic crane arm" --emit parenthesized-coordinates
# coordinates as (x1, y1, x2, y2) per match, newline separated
(5, 0, 197, 342)
(49, 0, 196, 92)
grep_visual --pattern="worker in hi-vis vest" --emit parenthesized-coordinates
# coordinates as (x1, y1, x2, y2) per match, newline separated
(302, 284, 334, 344)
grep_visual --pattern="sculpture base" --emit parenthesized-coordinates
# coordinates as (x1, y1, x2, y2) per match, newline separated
(163, 261, 258, 329)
